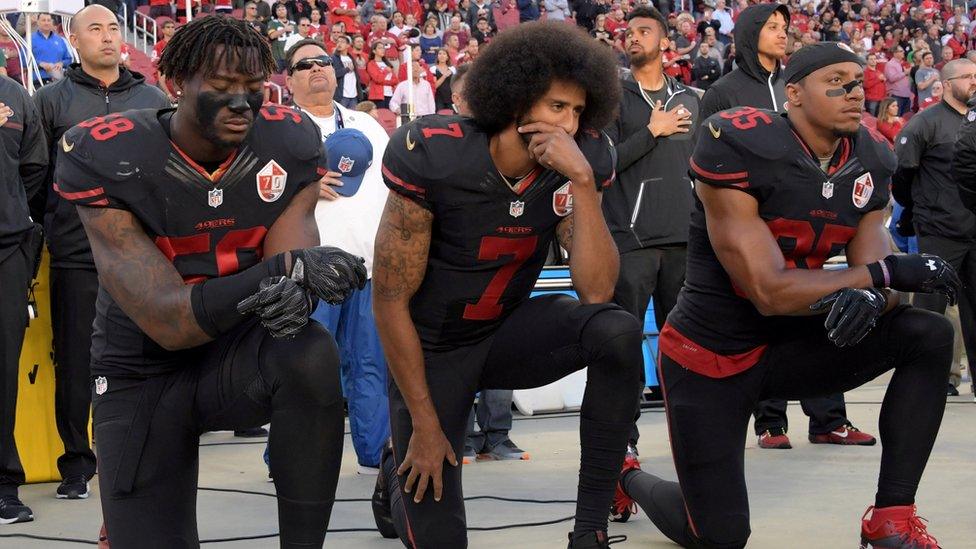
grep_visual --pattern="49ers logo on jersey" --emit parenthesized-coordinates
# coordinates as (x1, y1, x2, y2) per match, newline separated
(852, 172, 874, 208)
(553, 182, 574, 217)
(257, 160, 288, 203)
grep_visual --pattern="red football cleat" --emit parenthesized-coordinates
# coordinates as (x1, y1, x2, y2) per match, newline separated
(758, 428, 792, 449)
(810, 424, 877, 446)
(860, 505, 941, 549)
(609, 447, 641, 523)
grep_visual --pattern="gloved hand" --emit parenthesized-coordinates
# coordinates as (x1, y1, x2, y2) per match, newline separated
(810, 288, 888, 347)
(867, 254, 960, 305)
(895, 206, 915, 237)
(237, 276, 313, 338)
(289, 246, 367, 305)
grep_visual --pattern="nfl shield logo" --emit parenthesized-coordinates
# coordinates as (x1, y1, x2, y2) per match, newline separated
(208, 188, 223, 208)
(509, 200, 525, 218)
(95, 376, 108, 395)
(852, 172, 874, 208)
(822, 181, 834, 199)
(338, 156, 355, 174)
(552, 182, 574, 217)
(256, 160, 288, 203)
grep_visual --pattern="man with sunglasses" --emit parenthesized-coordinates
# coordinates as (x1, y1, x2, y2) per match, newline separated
(898, 58, 976, 400)
(278, 38, 392, 476)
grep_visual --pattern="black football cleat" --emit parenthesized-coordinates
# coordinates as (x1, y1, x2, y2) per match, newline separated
(567, 531, 626, 548)
(372, 443, 398, 539)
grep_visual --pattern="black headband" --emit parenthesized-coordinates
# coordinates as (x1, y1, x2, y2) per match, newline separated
(784, 42, 866, 84)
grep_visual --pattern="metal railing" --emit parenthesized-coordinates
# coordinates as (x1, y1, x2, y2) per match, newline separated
(267, 82, 284, 104)
(133, 10, 157, 55)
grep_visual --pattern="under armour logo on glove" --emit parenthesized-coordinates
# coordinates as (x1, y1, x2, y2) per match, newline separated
(866, 254, 961, 306)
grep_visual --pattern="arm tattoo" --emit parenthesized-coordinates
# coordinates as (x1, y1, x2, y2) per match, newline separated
(556, 214, 575, 253)
(372, 192, 433, 302)
(77, 206, 211, 350)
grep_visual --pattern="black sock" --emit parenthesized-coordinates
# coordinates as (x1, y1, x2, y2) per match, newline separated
(573, 417, 632, 536)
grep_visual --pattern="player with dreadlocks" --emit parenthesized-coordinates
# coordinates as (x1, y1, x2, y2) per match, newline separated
(54, 16, 366, 547)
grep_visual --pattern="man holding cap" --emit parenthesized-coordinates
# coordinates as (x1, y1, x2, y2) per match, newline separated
(280, 38, 393, 475)
(617, 43, 957, 548)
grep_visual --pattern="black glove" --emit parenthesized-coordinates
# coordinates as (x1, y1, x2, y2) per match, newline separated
(810, 288, 888, 347)
(237, 276, 313, 338)
(289, 246, 368, 305)
(895, 206, 915, 237)
(866, 253, 961, 305)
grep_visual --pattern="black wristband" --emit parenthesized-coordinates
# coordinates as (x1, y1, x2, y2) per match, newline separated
(191, 253, 288, 337)
(865, 257, 891, 289)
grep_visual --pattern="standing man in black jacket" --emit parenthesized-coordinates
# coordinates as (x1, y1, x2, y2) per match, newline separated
(32, 5, 170, 500)
(0, 73, 47, 525)
(700, 3, 877, 450)
(913, 58, 976, 399)
(604, 8, 697, 509)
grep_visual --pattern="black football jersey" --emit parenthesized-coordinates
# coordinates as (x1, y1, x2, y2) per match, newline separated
(54, 105, 326, 376)
(381, 115, 616, 351)
(667, 107, 895, 359)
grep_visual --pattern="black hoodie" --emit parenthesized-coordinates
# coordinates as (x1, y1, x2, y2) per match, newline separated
(699, 3, 789, 121)
(33, 64, 170, 269)
(603, 72, 700, 253)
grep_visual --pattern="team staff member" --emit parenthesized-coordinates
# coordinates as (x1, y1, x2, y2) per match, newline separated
(623, 43, 958, 549)
(371, 22, 643, 549)
(0, 72, 47, 526)
(32, 5, 170, 501)
(55, 17, 366, 546)
(900, 58, 976, 399)
(700, 4, 875, 449)
(283, 38, 393, 474)
(603, 6, 697, 482)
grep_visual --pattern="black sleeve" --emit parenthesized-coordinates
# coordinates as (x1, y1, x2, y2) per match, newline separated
(953, 117, 976, 211)
(698, 84, 730, 122)
(17, 87, 48, 202)
(53, 123, 130, 210)
(688, 116, 752, 195)
(381, 122, 433, 209)
(578, 128, 616, 190)
(331, 54, 349, 81)
(605, 100, 657, 174)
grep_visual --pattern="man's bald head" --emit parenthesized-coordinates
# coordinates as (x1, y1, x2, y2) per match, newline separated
(70, 4, 117, 34)
(941, 58, 976, 80)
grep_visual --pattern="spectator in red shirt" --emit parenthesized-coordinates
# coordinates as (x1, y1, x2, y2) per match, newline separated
(367, 15, 401, 63)
(397, 0, 425, 25)
(876, 97, 905, 144)
(366, 41, 398, 107)
(308, 8, 325, 38)
(398, 44, 436, 87)
(455, 37, 480, 64)
(330, 0, 359, 35)
(919, 79, 943, 110)
(442, 14, 470, 48)
(152, 19, 177, 101)
(946, 26, 968, 58)
(864, 51, 887, 116)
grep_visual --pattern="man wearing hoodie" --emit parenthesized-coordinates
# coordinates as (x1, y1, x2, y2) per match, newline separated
(700, 4, 876, 451)
(604, 7, 697, 503)
(32, 5, 170, 500)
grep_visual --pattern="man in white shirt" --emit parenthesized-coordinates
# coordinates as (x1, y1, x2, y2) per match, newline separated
(283, 17, 313, 54)
(333, 35, 360, 108)
(281, 38, 393, 474)
(390, 60, 436, 117)
(712, 0, 735, 45)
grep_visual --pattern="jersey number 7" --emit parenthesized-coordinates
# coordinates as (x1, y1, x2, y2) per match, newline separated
(463, 236, 538, 321)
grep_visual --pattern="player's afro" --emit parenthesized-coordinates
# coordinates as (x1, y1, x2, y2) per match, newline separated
(464, 22, 621, 134)
(158, 15, 276, 85)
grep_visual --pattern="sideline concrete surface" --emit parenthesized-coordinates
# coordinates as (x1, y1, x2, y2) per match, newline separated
(4, 374, 974, 548)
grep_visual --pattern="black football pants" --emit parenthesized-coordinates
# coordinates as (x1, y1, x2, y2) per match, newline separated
(0, 244, 30, 496)
(914, 234, 976, 394)
(384, 294, 644, 548)
(50, 267, 98, 481)
(612, 245, 686, 446)
(94, 320, 344, 548)
(631, 306, 951, 549)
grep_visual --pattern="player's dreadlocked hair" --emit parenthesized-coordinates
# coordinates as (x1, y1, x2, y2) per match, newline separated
(158, 15, 276, 84)
(464, 21, 620, 134)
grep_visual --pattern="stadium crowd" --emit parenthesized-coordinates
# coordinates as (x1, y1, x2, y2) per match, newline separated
(1, 0, 975, 547)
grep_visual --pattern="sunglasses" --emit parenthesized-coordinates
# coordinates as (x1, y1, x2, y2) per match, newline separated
(290, 55, 332, 74)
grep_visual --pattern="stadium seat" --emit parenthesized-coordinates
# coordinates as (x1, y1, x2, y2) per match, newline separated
(374, 108, 399, 135)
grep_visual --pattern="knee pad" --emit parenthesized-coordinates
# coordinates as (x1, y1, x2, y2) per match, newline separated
(262, 322, 342, 406)
(581, 307, 643, 376)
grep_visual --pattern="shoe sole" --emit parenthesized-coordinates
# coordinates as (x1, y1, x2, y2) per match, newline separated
(808, 437, 876, 446)
(758, 443, 792, 449)
(476, 451, 530, 461)
(56, 492, 89, 499)
(0, 512, 34, 524)
(462, 455, 476, 465)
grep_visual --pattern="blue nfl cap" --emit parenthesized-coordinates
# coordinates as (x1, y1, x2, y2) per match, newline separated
(325, 128, 373, 197)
